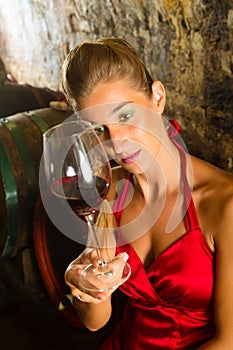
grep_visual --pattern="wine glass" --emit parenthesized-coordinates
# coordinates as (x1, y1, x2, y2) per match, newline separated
(41, 119, 131, 293)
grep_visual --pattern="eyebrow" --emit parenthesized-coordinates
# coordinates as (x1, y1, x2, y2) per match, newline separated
(111, 101, 133, 114)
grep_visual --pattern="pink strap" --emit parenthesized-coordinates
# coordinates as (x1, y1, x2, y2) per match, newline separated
(113, 173, 132, 226)
(166, 120, 200, 231)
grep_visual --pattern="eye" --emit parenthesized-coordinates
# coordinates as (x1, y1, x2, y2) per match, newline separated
(93, 124, 106, 137)
(119, 111, 134, 123)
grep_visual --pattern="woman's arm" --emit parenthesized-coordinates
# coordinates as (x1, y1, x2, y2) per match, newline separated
(71, 292, 112, 332)
(64, 249, 111, 331)
(198, 195, 233, 349)
(65, 248, 128, 331)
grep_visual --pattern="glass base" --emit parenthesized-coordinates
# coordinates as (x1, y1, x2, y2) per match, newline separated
(79, 258, 131, 292)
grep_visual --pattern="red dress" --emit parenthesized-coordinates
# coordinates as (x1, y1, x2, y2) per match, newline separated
(99, 121, 215, 349)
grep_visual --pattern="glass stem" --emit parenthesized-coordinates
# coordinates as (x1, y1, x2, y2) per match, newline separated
(87, 214, 106, 267)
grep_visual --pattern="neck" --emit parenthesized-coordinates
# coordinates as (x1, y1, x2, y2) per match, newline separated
(134, 135, 182, 203)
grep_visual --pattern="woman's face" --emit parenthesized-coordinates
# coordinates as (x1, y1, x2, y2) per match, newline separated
(79, 80, 166, 175)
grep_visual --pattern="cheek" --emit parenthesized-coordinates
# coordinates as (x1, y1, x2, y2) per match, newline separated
(134, 129, 154, 147)
(137, 132, 162, 163)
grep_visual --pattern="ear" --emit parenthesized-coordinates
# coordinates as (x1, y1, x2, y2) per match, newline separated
(151, 81, 166, 113)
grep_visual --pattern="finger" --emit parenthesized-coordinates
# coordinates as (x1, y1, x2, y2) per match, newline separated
(72, 287, 108, 303)
(115, 252, 129, 262)
(68, 277, 108, 303)
(85, 249, 100, 267)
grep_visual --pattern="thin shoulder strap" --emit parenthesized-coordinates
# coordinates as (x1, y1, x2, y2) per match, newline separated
(180, 150, 200, 231)
(112, 173, 132, 226)
(167, 120, 200, 231)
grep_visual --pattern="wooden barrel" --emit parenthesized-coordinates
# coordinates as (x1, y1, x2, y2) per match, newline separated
(33, 198, 84, 329)
(0, 82, 65, 118)
(0, 108, 72, 257)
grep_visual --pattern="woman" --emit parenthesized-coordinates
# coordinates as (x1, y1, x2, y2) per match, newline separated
(62, 38, 233, 349)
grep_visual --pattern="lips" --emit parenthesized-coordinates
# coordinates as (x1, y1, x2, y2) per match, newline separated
(121, 150, 141, 164)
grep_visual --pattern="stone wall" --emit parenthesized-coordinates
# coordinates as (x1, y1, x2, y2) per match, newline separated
(0, 0, 232, 171)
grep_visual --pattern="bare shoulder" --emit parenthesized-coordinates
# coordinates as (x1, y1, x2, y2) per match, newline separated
(191, 156, 233, 245)
(193, 160, 233, 345)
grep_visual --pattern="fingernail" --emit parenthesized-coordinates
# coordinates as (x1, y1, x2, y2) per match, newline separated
(121, 252, 129, 262)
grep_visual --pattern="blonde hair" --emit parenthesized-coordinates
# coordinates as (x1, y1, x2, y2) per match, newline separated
(62, 37, 154, 111)
(87, 200, 117, 254)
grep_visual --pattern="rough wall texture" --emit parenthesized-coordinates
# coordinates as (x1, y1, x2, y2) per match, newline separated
(0, 0, 232, 171)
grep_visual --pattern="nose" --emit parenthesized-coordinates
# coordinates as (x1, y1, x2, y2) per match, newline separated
(107, 124, 128, 155)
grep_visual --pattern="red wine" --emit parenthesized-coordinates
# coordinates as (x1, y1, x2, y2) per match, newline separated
(51, 175, 109, 216)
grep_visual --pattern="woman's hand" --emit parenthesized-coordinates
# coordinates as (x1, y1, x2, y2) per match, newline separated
(64, 248, 129, 303)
